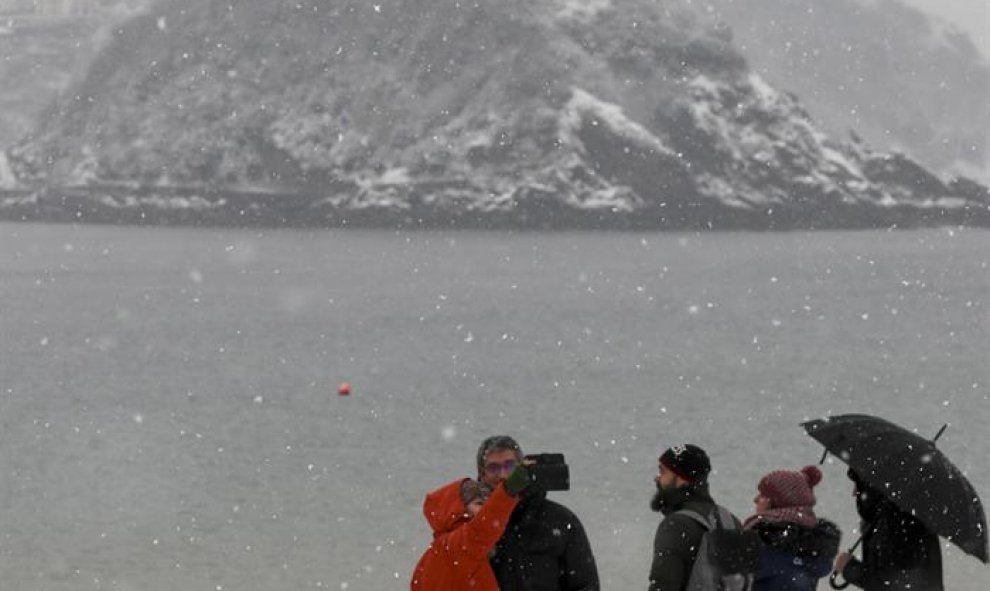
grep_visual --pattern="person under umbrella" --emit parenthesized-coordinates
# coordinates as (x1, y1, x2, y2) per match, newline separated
(801, 414, 988, 590)
(832, 469, 943, 590)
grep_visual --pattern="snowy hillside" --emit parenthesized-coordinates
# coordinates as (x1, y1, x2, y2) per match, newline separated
(708, 0, 990, 184)
(3, 0, 988, 229)
(0, 2, 149, 147)
(0, 18, 100, 146)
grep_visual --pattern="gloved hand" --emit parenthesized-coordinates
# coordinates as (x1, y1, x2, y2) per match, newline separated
(503, 463, 531, 496)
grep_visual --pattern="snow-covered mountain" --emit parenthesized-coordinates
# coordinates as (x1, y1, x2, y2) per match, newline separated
(0, 2, 149, 147)
(4, 0, 988, 229)
(0, 18, 99, 147)
(708, 0, 989, 184)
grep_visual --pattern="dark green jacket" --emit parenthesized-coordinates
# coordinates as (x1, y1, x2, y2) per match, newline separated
(648, 483, 718, 591)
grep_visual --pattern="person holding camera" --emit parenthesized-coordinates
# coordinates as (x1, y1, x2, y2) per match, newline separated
(410, 464, 532, 591)
(477, 435, 600, 591)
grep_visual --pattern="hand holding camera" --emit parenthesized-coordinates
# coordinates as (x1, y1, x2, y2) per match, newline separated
(524, 453, 570, 492)
(500, 453, 571, 496)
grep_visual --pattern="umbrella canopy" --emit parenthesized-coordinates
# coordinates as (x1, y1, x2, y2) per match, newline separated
(802, 413, 988, 563)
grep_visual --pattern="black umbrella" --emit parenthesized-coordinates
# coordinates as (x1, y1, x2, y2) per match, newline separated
(802, 413, 988, 564)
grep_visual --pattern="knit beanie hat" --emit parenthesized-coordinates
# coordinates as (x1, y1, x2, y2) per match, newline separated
(459, 479, 488, 507)
(758, 465, 822, 508)
(660, 444, 711, 483)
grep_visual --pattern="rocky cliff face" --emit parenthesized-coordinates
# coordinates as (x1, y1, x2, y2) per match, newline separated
(5, 0, 988, 229)
(708, 0, 990, 185)
(0, 18, 100, 146)
(0, 2, 149, 147)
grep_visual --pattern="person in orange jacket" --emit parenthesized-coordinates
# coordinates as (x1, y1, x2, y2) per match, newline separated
(410, 464, 530, 591)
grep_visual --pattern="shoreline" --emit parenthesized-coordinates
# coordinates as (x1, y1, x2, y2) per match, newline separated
(2, 185, 989, 231)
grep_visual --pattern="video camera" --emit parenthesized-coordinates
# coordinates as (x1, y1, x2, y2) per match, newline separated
(524, 453, 570, 491)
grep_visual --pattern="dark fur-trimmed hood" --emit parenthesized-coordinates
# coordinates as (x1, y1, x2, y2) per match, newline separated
(754, 518, 841, 560)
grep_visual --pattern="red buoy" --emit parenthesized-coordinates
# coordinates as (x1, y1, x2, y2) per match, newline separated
(338, 382, 351, 396)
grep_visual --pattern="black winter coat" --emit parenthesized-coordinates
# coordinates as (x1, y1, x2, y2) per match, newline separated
(752, 519, 841, 591)
(648, 482, 732, 591)
(841, 486, 943, 591)
(490, 490, 600, 591)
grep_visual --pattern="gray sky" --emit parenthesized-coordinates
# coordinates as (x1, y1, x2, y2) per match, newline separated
(901, 0, 989, 56)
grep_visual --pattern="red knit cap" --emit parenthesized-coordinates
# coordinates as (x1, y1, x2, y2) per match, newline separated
(758, 465, 822, 509)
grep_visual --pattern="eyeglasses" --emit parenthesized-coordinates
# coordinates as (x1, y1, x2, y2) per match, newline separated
(484, 459, 517, 475)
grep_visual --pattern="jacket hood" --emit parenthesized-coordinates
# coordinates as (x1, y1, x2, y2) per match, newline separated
(754, 518, 842, 560)
(422, 478, 472, 535)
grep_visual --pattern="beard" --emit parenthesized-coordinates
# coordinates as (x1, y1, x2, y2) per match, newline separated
(650, 485, 666, 513)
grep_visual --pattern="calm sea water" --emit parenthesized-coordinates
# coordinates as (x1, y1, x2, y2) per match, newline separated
(1, 222, 988, 590)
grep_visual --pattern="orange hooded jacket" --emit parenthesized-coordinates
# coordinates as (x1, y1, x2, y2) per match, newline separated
(410, 477, 519, 591)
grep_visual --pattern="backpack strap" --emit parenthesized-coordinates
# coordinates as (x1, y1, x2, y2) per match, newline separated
(712, 505, 741, 531)
(676, 508, 715, 531)
(676, 506, 741, 531)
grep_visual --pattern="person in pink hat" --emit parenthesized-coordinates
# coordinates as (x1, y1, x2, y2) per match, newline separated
(743, 465, 842, 591)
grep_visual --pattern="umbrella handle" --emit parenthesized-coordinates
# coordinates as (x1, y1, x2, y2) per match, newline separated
(829, 572, 851, 590)
(831, 536, 864, 590)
